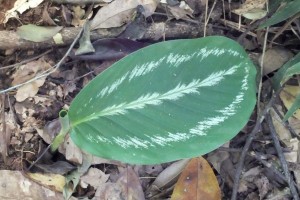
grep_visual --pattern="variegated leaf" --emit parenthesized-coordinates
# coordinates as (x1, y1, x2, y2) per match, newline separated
(68, 36, 257, 164)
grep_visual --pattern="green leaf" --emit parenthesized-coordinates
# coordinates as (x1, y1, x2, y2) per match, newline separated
(68, 36, 257, 164)
(259, 0, 300, 28)
(272, 52, 300, 90)
(17, 24, 62, 42)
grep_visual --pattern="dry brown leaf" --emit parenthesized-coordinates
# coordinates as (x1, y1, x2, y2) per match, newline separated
(0, 1, 15, 24)
(12, 57, 51, 86)
(168, 4, 194, 20)
(71, 5, 86, 27)
(61, 135, 83, 164)
(3, 0, 44, 23)
(90, 0, 158, 29)
(171, 157, 221, 200)
(270, 106, 292, 142)
(254, 175, 271, 200)
(15, 78, 46, 102)
(207, 143, 230, 173)
(26, 172, 66, 192)
(279, 85, 300, 120)
(62, 82, 76, 97)
(80, 167, 109, 189)
(12, 57, 51, 102)
(146, 159, 190, 197)
(117, 167, 145, 200)
(259, 47, 294, 75)
(0, 170, 76, 199)
(95, 167, 145, 200)
(58, 134, 121, 165)
(232, 0, 267, 20)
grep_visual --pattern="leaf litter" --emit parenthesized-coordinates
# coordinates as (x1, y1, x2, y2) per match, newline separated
(1, 0, 300, 199)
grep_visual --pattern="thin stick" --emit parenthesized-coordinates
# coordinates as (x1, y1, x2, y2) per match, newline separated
(0, 49, 53, 70)
(27, 144, 51, 171)
(258, 27, 269, 115)
(231, 87, 283, 200)
(272, 106, 300, 140)
(222, 0, 226, 26)
(204, 0, 217, 37)
(204, 0, 208, 37)
(206, 0, 217, 25)
(0, 94, 7, 164)
(290, 25, 300, 40)
(250, 151, 297, 188)
(270, 12, 300, 46)
(266, 113, 299, 200)
(0, 27, 84, 94)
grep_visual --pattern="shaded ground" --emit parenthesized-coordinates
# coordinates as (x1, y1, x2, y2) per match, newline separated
(0, 0, 300, 199)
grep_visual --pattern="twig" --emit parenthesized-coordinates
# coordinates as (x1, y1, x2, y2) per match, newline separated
(290, 25, 300, 40)
(250, 151, 299, 190)
(0, 49, 53, 70)
(219, 145, 297, 184)
(266, 113, 299, 200)
(204, 0, 217, 37)
(0, 27, 84, 94)
(204, 0, 208, 37)
(72, 71, 95, 82)
(237, 6, 276, 44)
(0, 22, 205, 50)
(0, 94, 7, 164)
(231, 87, 283, 200)
(219, 19, 257, 37)
(152, 12, 200, 25)
(258, 26, 269, 115)
(270, 12, 300, 47)
(27, 144, 51, 171)
(222, 0, 226, 26)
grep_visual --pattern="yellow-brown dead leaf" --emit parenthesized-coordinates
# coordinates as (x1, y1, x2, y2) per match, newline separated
(26, 172, 66, 192)
(171, 157, 221, 200)
(280, 85, 300, 120)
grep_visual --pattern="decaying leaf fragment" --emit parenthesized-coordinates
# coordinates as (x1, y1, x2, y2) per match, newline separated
(95, 167, 145, 200)
(90, 0, 158, 29)
(17, 24, 63, 42)
(147, 159, 190, 197)
(232, 0, 267, 20)
(3, 0, 44, 23)
(0, 170, 73, 199)
(280, 85, 300, 120)
(26, 172, 66, 192)
(12, 57, 51, 102)
(80, 167, 109, 189)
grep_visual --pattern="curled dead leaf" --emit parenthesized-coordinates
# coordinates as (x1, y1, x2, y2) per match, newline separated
(15, 78, 46, 102)
(232, 0, 267, 20)
(90, 0, 158, 29)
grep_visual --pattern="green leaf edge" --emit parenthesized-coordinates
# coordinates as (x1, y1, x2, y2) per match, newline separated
(283, 92, 300, 121)
(259, 0, 300, 29)
(272, 52, 300, 90)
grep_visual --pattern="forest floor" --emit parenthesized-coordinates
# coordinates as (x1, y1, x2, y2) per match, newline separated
(0, 0, 300, 199)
